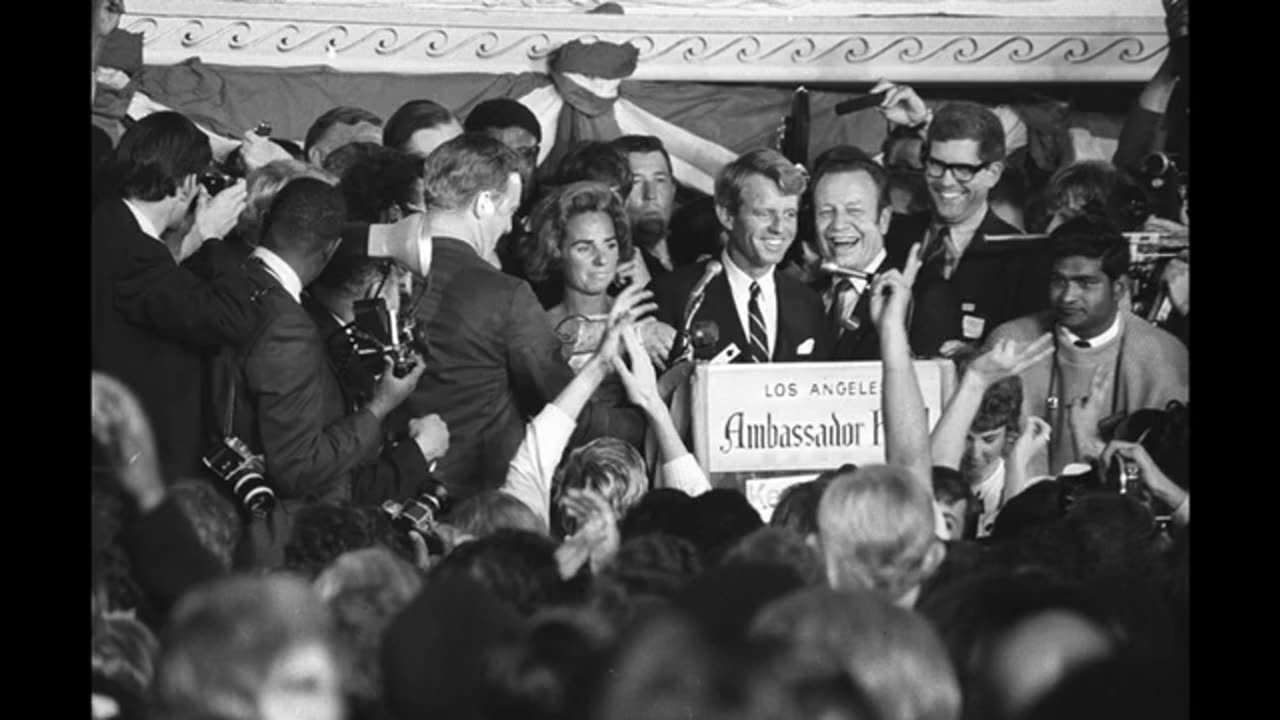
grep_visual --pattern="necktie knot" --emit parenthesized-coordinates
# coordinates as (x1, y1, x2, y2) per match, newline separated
(750, 281, 761, 298)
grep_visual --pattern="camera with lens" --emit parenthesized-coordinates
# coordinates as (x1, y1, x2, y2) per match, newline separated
(203, 437, 276, 517)
(381, 476, 451, 556)
(198, 168, 235, 197)
(345, 297, 427, 378)
(1136, 151, 1187, 223)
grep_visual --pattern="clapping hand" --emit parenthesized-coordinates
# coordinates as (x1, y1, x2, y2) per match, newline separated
(555, 487, 621, 578)
(608, 282, 658, 327)
(612, 323, 664, 414)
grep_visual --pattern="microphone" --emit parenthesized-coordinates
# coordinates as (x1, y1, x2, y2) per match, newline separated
(818, 261, 873, 281)
(672, 260, 724, 364)
(688, 260, 724, 302)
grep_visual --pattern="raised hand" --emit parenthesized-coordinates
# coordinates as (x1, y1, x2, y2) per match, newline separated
(193, 179, 248, 243)
(638, 318, 676, 371)
(1010, 416, 1052, 471)
(869, 241, 922, 331)
(967, 334, 1053, 387)
(239, 130, 292, 173)
(1162, 257, 1189, 316)
(614, 255, 653, 293)
(1100, 439, 1187, 510)
(612, 323, 662, 413)
(871, 79, 931, 128)
(557, 487, 621, 576)
(608, 282, 658, 327)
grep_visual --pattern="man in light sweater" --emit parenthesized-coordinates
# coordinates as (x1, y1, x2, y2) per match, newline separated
(984, 215, 1188, 476)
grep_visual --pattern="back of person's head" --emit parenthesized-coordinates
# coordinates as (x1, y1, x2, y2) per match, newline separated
(688, 488, 765, 563)
(1046, 214, 1130, 280)
(446, 490, 545, 538)
(152, 574, 337, 720)
(483, 607, 616, 720)
(619, 488, 698, 542)
(973, 376, 1022, 435)
(917, 568, 1123, 720)
(931, 467, 968, 506)
(304, 106, 383, 165)
(988, 480, 1071, 543)
(596, 613, 802, 720)
(383, 99, 458, 154)
(338, 145, 426, 223)
(312, 547, 423, 702)
(925, 101, 1007, 164)
(816, 465, 945, 602)
(552, 436, 648, 537)
(1023, 653, 1188, 720)
(715, 148, 808, 214)
(1042, 160, 1148, 233)
(810, 145, 890, 212)
(607, 532, 705, 601)
(320, 141, 383, 180)
(557, 141, 634, 196)
(238, 159, 336, 248)
(261, 177, 347, 258)
(610, 134, 673, 176)
(722, 526, 825, 586)
(769, 471, 841, 538)
(284, 503, 381, 580)
(421, 132, 525, 212)
(381, 576, 522, 720)
(430, 528, 567, 616)
(675, 562, 806, 649)
(113, 111, 211, 201)
(92, 613, 159, 703)
(167, 478, 241, 571)
(753, 587, 961, 720)
(310, 255, 406, 306)
(464, 97, 542, 143)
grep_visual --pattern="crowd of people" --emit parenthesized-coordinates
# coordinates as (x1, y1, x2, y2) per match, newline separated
(91, 1, 1189, 719)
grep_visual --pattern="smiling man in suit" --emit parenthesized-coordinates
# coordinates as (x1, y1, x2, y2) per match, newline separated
(654, 148, 831, 364)
(809, 146, 913, 361)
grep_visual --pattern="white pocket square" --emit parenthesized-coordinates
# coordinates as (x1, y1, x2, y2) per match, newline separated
(797, 338, 815, 355)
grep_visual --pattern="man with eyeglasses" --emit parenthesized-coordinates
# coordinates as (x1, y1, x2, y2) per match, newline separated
(876, 86, 1047, 357)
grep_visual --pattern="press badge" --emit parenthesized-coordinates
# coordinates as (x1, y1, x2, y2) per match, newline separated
(711, 343, 742, 365)
(962, 314, 986, 340)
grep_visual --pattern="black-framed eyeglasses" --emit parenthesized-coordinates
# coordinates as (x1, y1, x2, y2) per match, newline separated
(923, 157, 990, 184)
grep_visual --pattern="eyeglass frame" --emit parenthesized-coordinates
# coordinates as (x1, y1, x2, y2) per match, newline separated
(922, 155, 994, 184)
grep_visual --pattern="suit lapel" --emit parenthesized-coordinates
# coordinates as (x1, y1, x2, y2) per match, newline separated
(701, 272, 750, 362)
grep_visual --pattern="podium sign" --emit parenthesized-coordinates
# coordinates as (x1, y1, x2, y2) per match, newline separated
(690, 361, 954, 476)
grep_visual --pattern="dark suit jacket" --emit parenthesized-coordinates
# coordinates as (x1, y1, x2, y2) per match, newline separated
(653, 258, 833, 363)
(209, 260, 382, 504)
(403, 237, 644, 498)
(885, 208, 1049, 356)
(91, 199, 260, 478)
(303, 295, 432, 505)
(818, 241, 914, 362)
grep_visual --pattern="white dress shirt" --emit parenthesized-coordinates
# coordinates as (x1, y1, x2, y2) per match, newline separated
(721, 250, 778, 358)
(972, 458, 1006, 539)
(1058, 312, 1122, 348)
(251, 246, 303, 303)
(121, 198, 162, 242)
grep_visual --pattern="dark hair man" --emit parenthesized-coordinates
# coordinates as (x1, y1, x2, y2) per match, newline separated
(383, 99, 463, 159)
(91, 111, 256, 478)
(653, 148, 832, 364)
(983, 214, 1188, 476)
(304, 106, 384, 168)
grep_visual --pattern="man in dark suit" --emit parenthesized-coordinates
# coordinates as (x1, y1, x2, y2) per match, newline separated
(873, 91, 1048, 356)
(653, 148, 832, 364)
(808, 146, 914, 361)
(91, 111, 256, 479)
(304, 254, 449, 505)
(210, 178, 426, 509)
(401, 134, 645, 499)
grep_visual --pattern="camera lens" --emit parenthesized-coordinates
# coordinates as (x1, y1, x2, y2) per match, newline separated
(232, 470, 276, 517)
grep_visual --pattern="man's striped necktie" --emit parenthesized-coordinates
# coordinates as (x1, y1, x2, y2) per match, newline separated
(748, 281, 769, 363)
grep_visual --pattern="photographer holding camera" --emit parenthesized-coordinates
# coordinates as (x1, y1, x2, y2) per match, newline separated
(92, 111, 255, 480)
(209, 178, 440, 568)
(305, 254, 450, 505)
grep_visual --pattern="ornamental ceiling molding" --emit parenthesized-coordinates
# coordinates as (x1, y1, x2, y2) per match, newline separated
(124, 0, 1168, 83)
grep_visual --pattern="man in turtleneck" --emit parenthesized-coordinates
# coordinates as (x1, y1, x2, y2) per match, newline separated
(984, 215, 1188, 477)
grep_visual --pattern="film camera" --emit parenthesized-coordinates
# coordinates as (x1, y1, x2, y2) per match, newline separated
(1136, 151, 1188, 224)
(381, 476, 452, 556)
(198, 168, 235, 197)
(203, 437, 276, 517)
(344, 297, 427, 378)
